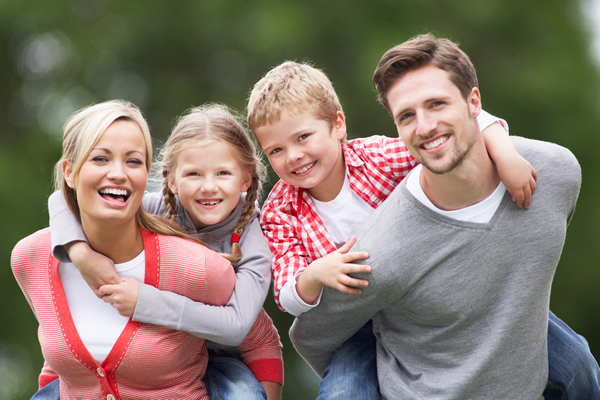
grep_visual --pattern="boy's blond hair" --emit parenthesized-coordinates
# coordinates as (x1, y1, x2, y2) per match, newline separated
(247, 61, 343, 132)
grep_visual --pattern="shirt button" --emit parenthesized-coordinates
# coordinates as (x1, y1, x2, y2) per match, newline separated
(107, 395, 115, 400)
(96, 367, 105, 377)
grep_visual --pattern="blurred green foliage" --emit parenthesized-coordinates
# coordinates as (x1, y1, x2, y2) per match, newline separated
(1, 0, 600, 398)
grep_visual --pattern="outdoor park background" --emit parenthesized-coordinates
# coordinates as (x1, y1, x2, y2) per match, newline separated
(1, 0, 600, 398)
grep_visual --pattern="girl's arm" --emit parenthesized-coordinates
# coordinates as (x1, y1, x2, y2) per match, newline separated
(50, 189, 272, 345)
(477, 111, 537, 208)
(131, 216, 272, 345)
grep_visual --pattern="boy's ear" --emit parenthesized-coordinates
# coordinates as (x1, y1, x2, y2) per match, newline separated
(62, 160, 75, 188)
(333, 111, 347, 141)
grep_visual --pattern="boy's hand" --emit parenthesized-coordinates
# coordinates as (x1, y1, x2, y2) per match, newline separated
(496, 152, 537, 208)
(296, 236, 371, 304)
(66, 241, 120, 298)
(99, 277, 141, 318)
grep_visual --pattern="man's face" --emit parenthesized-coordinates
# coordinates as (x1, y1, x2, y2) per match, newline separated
(386, 64, 481, 175)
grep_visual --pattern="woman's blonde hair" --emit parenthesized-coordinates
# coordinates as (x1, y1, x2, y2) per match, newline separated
(160, 104, 267, 264)
(53, 100, 204, 242)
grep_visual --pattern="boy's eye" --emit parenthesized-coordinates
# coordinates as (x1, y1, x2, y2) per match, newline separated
(298, 134, 310, 141)
(270, 148, 283, 155)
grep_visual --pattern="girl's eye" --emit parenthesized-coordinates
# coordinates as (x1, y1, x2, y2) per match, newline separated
(186, 172, 199, 177)
(217, 170, 231, 176)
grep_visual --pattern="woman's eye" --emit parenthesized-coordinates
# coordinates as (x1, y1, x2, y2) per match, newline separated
(127, 159, 144, 165)
(92, 156, 108, 162)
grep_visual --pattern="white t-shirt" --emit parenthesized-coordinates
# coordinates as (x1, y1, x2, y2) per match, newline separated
(58, 250, 145, 364)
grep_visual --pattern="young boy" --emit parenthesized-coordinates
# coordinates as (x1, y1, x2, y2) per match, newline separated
(247, 61, 599, 398)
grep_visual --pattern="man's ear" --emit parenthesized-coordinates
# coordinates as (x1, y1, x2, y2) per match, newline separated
(333, 111, 347, 141)
(62, 160, 75, 188)
(468, 87, 482, 118)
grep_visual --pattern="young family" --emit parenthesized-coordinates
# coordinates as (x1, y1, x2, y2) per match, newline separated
(11, 33, 600, 399)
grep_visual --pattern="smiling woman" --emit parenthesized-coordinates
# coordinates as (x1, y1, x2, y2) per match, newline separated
(10, 100, 236, 400)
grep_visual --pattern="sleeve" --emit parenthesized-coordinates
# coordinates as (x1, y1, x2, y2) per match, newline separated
(260, 195, 316, 311)
(133, 219, 273, 346)
(49, 191, 167, 262)
(197, 247, 236, 306)
(279, 273, 323, 317)
(236, 309, 284, 385)
(48, 190, 87, 263)
(477, 109, 509, 133)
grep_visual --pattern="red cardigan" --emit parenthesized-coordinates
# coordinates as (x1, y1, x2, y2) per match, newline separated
(12, 227, 235, 400)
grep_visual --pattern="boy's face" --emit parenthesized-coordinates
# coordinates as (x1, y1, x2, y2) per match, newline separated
(254, 109, 347, 201)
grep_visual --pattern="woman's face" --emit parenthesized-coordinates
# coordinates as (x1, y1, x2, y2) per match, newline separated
(65, 119, 148, 228)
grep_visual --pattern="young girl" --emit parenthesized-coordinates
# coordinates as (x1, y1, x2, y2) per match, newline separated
(18, 100, 237, 400)
(45, 104, 283, 400)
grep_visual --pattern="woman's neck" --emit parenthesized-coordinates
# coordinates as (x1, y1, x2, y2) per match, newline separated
(81, 217, 144, 264)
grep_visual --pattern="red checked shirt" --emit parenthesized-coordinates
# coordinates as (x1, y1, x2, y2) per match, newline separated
(261, 135, 418, 310)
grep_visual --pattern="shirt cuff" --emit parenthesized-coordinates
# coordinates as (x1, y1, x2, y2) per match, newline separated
(279, 271, 323, 317)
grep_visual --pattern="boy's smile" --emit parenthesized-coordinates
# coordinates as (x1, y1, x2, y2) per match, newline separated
(254, 110, 347, 201)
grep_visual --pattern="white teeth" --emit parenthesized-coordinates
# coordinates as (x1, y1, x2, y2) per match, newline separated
(100, 188, 128, 196)
(423, 136, 448, 150)
(201, 200, 220, 205)
(295, 162, 315, 174)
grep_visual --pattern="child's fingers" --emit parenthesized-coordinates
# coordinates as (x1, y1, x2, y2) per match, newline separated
(342, 251, 370, 263)
(334, 283, 363, 295)
(337, 236, 357, 253)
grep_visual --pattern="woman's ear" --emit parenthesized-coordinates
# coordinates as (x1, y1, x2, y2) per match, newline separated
(62, 160, 75, 188)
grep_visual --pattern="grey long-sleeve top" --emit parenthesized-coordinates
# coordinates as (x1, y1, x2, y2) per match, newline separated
(49, 191, 273, 346)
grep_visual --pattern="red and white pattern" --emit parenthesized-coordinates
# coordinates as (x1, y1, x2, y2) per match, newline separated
(12, 228, 237, 399)
(261, 136, 417, 310)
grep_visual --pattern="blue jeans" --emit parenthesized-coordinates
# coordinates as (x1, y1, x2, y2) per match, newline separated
(318, 322, 379, 400)
(543, 311, 600, 400)
(318, 313, 600, 400)
(30, 355, 267, 400)
(203, 352, 267, 400)
(30, 378, 59, 400)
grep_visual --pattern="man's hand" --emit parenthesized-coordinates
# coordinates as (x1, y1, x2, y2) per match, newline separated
(296, 236, 371, 305)
(99, 277, 141, 318)
(65, 241, 120, 298)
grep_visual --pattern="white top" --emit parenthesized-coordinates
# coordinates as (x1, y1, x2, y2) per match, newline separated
(59, 250, 146, 364)
(280, 173, 374, 316)
(405, 164, 506, 223)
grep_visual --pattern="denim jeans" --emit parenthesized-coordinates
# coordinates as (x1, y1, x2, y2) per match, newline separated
(317, 312, 600, 400)
(30, 355, 266, 400)
(203, 353, 267, 400)
(317, 322, 379, 400)
(30, 378, 59, 400)
(543, 311, 600, 400)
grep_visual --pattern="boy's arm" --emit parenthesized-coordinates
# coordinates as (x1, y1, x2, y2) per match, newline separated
(478, 111, 537, 208)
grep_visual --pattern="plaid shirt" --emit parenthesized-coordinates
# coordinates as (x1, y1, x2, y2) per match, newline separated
(261, 136, 417, 310)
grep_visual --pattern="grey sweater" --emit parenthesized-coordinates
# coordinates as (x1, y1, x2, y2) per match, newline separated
(290, 137, 581, 399)
(48, 191, 273, 346)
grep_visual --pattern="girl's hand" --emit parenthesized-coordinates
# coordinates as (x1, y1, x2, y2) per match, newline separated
(296, 236, 371, 304)
(99, 277, 141, 317)
(66, 241, 120, 298)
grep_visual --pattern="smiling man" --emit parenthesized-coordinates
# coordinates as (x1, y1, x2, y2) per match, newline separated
(289, 34, 595, 399)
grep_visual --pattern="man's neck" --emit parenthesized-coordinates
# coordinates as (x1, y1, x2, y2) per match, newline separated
(419, 139, 501, 211)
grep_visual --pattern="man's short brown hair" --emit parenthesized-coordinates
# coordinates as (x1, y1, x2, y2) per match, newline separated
(373, 34, 478, 114)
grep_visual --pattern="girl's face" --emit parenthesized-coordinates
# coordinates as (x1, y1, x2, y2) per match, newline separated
(64, 120, 148, 229)
(169, 140, 252, 230)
